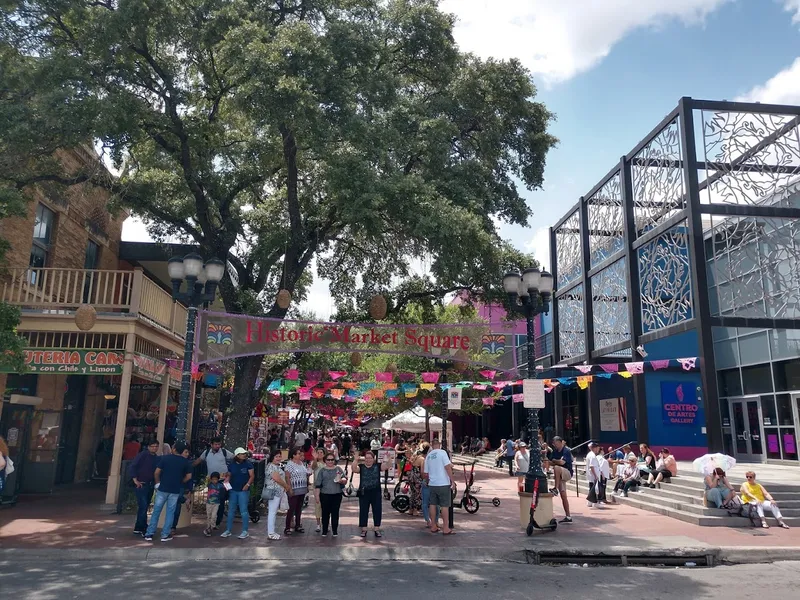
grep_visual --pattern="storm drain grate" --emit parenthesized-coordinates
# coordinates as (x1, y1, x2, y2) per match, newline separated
(527, 552, 715, 568)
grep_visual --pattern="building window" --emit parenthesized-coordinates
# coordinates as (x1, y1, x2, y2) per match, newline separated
(84, 240, 100, 269)
(29, 204, 55, 283)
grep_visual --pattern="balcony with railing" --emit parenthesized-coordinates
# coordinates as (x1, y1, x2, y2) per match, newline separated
(0, 267, 187, 339)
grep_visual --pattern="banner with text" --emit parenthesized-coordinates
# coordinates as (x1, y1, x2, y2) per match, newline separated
(198, 312, 516, 371)
(1, 349, 124, 375)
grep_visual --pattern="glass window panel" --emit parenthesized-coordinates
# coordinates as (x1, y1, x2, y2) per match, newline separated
(770, 329, 800, 361)
(742, 364, 773, 395)
(760, 395, 777, 427)
(84, 241, 100, 270)
(772, 359, 800, 392)
(713, 338, 739, 369)
(776, 393, 794, 426)
(29, 245, 47, 269)
(738, 331, 769, 365)
(781, 430, 798, 461)
(764, 428, 782, 460)
(712, 326, 737, 342)
(717, 368, 742, 397)
(33, 204, 55, 244)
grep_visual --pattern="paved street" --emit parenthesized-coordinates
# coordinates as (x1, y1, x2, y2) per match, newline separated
(3, 558, 799, 599)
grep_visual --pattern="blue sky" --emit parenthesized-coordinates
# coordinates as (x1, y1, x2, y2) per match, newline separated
(123, 0, 800, 317)
(442, 0, 800, 269)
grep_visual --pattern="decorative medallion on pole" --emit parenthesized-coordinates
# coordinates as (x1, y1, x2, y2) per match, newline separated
(74, 304, 97, 331)
(369, 294, 387, 320)
(276, 289, 292, 310)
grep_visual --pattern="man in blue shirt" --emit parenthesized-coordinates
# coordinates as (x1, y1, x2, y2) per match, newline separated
(505, 438, 516, 476)
(128, 440, 160, 534)
(144, 441, 192, 542)
(548, 436, 574, 524)
(221, 447, 254, 539)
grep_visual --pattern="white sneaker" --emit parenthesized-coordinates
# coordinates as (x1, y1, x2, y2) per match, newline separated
(315, 525, 321, 533)
(268, 533, 281, 540)
(587, 502, 595, 508)
(220, 530, 232, 537)
(238, 531, 249, 540)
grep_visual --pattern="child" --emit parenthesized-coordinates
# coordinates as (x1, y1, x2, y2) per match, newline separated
(204, 472, 223, 537)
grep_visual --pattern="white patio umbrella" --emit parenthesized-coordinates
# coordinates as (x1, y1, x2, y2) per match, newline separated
(692, 453, 736, 475)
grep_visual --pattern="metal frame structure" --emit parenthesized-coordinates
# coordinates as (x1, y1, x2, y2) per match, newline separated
(549, 97, 800, 452)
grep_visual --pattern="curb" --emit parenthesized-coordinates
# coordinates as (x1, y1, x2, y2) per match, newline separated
(0, 546, 525, 564)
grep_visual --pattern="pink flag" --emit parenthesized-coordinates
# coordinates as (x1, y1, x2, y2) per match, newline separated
(375, 372, 394, 382)
(285, 369, 299, 380)
(482, 397, 494, 406)
(575, 365, 593, 374)
(351, 372, 369, 382)
(298, 388, 311, 401)
(328, 371, 346, 381)
(650, 360, 670, 370)
(512, 393, 524, 403)
(678, 357, 697, 371)
(473, 384, 487, 391)
(398, 372, 416, 382)
(422, 397, 435, 406)
(600, 364, 619, 373)
(304, 380, 319, 389)
(421, 372, 441, 384)
(479, 369, 497, 380)
(624, 362, 644, 374)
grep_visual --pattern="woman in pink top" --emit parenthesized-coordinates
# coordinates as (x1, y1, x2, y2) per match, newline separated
(646, 448, 677, 488)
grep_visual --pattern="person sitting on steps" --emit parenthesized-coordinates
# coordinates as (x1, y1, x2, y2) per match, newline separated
(703, 467, 737, 509)
(740, 471, 790, 529)
(613, 454, 641, 497)
(645, 447, 677, 488)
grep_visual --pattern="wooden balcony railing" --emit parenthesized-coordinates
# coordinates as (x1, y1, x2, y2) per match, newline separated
(0, 267, 187, 339)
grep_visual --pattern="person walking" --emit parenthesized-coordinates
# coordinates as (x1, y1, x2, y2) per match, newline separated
(407, 446, 425, 518)
(423, 438, 456, 535)
(204, 472, 223, 537)
(504, 437, 516, 476)
(354, 449, 385, 538)
(548, 436, 574, 523)
(585, 442, 601, 508)
(513, 442, 530, 492)
(193, 437, 233, 529)
(128, 440, 160, 535)
(221, 448, 254, 539)
(284, 447, 310, 535)
(315, 453, 346, 536)
(144, 441, 192, 542)
(262, 451, 291, 540)
(311, 447, 326, 532)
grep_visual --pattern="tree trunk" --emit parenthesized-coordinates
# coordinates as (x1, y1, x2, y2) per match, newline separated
(224, 354, 262, 449)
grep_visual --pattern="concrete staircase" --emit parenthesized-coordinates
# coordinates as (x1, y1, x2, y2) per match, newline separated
(458, 453, 800, 527)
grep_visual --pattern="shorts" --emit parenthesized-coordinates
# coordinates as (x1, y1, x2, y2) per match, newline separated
(553, 466, 572, 490)
(428, 485, 452, 508)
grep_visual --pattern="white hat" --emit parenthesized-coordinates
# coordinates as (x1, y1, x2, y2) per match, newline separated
(626, 452, 637, 460)
(518, 442, 528, 448)
(234, 447, 248, 455)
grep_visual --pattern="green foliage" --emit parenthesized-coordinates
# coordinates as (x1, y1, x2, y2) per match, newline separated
(0, 303, 26, 373)
(1, 1, 555, 441)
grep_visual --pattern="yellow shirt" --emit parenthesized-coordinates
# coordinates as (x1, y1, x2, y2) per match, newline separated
(741, 481, 766, 503)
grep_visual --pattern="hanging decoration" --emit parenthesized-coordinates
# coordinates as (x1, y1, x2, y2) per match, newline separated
(369, 294, 388, 320)
(276, 289, 292, 309)
(350, 352, 362, 367)
(75, 304, 98, 331)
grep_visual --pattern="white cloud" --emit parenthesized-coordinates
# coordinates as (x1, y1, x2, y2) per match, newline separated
(737, 56, 800, 104)
(122, 216, 153, 242)
(524, 226, 551, 272)
(440, 0, 731, 84)
(784, 0, 800, 22)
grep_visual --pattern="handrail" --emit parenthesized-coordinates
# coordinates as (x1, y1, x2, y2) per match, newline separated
(603, 441, 639, 458)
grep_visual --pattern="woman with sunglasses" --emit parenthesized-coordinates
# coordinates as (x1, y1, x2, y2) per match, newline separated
(740, 471, 790, 529)
(315, 453, 347, 536)
(284, 447, 310, 535)
(354, 449, 386, 538)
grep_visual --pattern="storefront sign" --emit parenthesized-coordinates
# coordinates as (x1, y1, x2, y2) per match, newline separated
(132, 353, 167, 383)
(768, 434, 780, 454)
(447, 387, 462, 410)
(1, 349, 124, 375)
(661, 382, 699, 426)
(522, 379, 545, 409)
(600, 397, 627, 432)
(784, 433, 797, 455)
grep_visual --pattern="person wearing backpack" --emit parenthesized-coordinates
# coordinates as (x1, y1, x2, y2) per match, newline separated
(193, 437, 233, 529)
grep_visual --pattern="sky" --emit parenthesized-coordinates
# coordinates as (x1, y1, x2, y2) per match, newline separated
(122, 0, 800, 318)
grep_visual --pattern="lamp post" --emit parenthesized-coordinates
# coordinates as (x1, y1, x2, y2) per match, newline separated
(168, 253, 225, 444)
(502, 267, 555, 494)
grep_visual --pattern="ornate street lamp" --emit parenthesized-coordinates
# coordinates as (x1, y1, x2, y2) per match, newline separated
(168, 253, 225, 444)
(502, 267, 554, 494)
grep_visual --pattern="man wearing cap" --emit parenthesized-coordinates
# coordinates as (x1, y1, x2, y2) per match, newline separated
(221, 448, 254, 539)
(144, 441, 193, 542)
(548, 436, 574, 523)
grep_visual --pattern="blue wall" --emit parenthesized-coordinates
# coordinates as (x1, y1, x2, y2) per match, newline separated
(642, 330, 708, 454)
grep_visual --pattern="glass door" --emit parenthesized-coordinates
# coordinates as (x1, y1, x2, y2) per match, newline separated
(730, 398, 766, 462)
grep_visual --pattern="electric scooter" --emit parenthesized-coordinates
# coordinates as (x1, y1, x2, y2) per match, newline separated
(526, 478, 558, 535)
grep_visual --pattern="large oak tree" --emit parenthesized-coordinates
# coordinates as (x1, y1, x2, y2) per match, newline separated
(0, 0, 556, 446)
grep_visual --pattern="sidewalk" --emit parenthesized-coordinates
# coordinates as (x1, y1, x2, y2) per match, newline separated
(1, 465, 799, 563)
